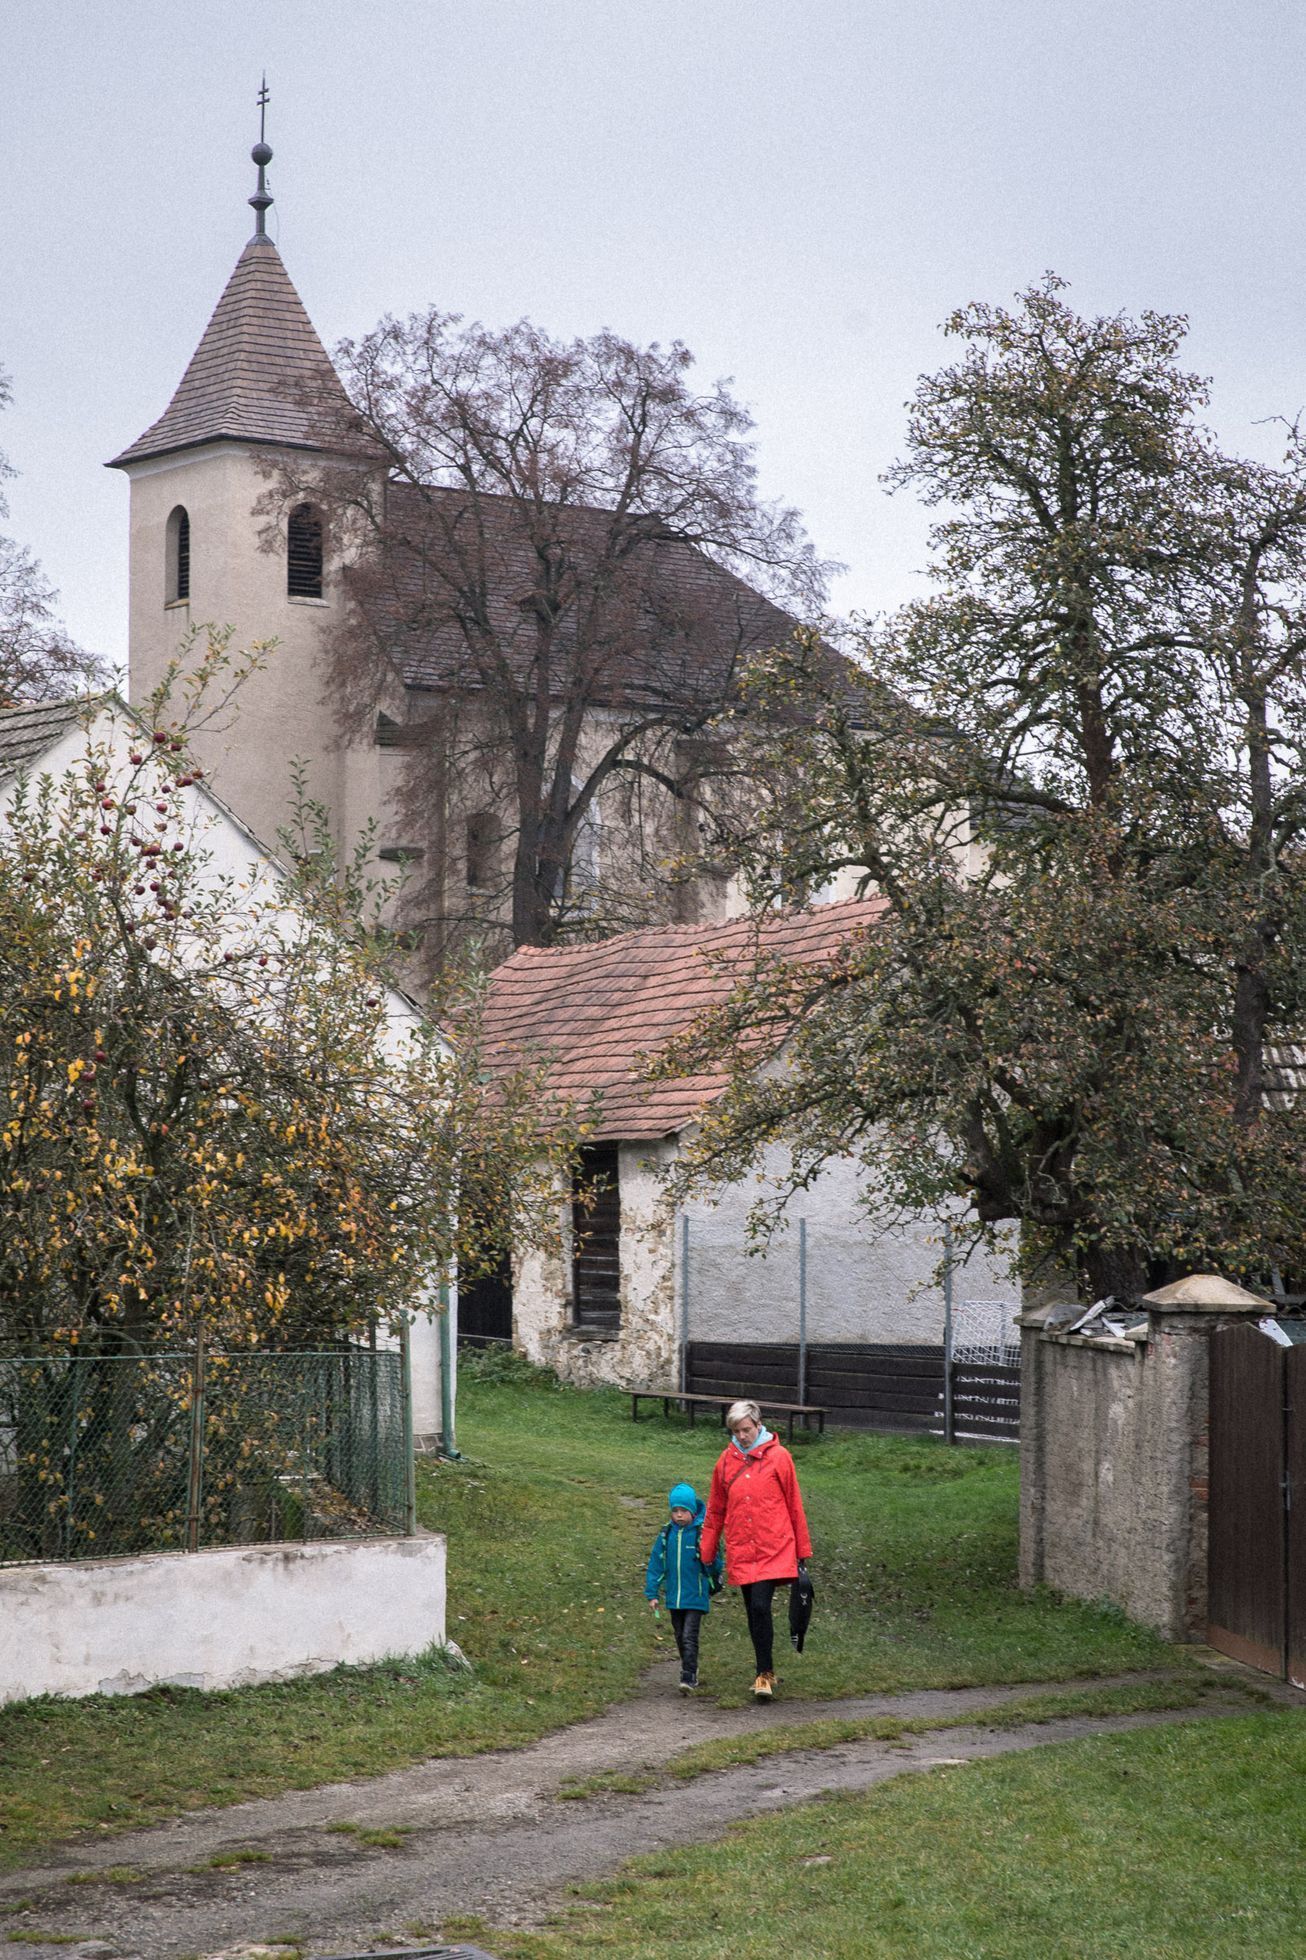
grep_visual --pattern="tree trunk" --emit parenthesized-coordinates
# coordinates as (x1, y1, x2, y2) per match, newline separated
(1080, 1241, 1151, 1305)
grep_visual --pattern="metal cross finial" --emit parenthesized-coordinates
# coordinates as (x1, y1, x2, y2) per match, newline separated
(249, 77, 274, 240)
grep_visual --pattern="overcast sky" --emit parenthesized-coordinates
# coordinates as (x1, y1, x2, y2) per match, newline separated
(3, 0, 1304, 673)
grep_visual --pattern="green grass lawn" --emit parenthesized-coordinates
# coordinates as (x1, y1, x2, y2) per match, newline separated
(464, 1710, 1306, 1959)
(0, 1351, 1171, 1867)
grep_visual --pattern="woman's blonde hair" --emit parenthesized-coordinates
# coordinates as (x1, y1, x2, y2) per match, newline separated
(726, 1399, 761, 1431)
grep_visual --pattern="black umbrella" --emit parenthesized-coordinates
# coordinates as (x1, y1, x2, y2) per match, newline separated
(789, 1569, 815, 1652)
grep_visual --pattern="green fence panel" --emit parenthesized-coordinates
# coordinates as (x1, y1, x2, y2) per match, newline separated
(0, 1346, 408, 1566)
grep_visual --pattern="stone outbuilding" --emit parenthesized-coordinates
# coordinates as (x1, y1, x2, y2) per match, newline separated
(472, 899, 1017, 1396)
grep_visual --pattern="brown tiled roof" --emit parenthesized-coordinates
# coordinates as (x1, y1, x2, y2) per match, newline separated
(0, 696, 98, 783)
(479, 897, 886, 1140)
(108, 238, 353, 468)
(361, 483, 807, 708)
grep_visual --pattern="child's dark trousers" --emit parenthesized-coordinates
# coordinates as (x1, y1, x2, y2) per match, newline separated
(669, 1607, 703, 1684)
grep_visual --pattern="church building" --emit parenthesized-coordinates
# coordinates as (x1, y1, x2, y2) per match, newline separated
(108, 131, 804, 973)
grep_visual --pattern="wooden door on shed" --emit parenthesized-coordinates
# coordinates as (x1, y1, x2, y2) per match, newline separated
(572, 1143, 621, 1331)
(1208, 1322, 1285, 1676)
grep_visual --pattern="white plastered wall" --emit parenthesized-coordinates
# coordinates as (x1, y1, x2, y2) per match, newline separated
(0, 1534, 447, 1705)
(680, 1146, 1018, 1348)
(511, 1131, 1018, 1390)
(513, 1139, 680, 1389)
(0, 704, 447, 1437)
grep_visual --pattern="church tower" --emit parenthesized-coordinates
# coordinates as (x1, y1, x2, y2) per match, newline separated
(108, 115, 381, 861)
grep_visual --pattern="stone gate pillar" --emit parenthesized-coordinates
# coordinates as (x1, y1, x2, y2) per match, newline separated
(1018, 1274, 1267, 1638)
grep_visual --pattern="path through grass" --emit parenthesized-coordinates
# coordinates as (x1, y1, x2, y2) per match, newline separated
(0, 1352, 1170, 1866)
(467, 1709, 1306, 1959)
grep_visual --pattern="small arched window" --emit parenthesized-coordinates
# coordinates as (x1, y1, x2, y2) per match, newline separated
(165, 506, 190, 604)
(287, 502, 324, 598)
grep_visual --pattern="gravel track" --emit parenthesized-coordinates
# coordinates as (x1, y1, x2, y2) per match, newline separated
(1, 1661, 1292, 1960)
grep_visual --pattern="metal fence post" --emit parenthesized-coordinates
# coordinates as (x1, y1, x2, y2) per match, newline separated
(186, 1325, 206, 1552)
(798, 1217, 808, 1406)
(942, 1223, 955, 1446)
(399, 1314, 417, 1536)
(679, 1213, 690, 1395)
(63, 1354, 86, 1560)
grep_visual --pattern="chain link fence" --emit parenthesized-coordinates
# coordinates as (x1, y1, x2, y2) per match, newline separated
(678, 1199, 1020, 1440)
(0, 1343, 412, 1567)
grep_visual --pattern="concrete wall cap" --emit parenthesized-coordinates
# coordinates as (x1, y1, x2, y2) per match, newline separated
(1016, 1303, 1070, 1329)
(1139, 1274, 1268, 1311)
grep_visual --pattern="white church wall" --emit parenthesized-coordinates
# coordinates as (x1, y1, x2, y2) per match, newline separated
(123, 441, 350, 865)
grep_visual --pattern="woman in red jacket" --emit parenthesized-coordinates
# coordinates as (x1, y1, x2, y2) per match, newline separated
(699, 1398, 812, 1701)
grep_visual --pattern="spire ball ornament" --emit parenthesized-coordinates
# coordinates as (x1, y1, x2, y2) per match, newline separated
(248, 78, 273, 240)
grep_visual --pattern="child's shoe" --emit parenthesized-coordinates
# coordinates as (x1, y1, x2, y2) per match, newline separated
(678, 1673, 698, 1694)
(752, 1672, 775, 1701)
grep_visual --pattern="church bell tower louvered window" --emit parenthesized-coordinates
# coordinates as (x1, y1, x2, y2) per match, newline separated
(287, 502, 324, 598)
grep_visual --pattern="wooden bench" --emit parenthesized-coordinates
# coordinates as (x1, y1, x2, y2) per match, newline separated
(629, 1387, 826, 1441)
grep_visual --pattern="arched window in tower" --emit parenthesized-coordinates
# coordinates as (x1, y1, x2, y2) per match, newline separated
(287, 503, 324, 599)
(165, 506, 190, 605)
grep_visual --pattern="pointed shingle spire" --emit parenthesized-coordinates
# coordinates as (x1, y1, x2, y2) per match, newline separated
(109, 104, 355, 469)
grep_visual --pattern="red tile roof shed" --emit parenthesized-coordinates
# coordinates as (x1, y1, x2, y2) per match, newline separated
(480, 897, 886, 1141)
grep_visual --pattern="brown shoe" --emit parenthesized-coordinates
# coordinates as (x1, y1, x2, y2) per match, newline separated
(752, 1672, 775, 1701)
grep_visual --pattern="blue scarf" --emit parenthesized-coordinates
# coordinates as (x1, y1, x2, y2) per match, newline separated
(731, 1425, 773, 1456)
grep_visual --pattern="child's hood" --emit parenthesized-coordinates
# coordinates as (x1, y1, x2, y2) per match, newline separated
(667, 1481, 706, 1525)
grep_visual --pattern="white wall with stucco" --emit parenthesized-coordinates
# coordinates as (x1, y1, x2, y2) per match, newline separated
(511, 1128, 1019, 1391)
(513, 1140, 680, 1389)
(681, 1147, 1018, 1349)
(0, 1533, 447, 1705)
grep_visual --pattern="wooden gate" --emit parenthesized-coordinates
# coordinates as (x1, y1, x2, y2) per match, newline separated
(1208, 1321, 1306, 1684)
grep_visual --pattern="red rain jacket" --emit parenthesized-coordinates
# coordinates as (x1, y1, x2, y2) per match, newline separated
(699, 1432, 812, 1586)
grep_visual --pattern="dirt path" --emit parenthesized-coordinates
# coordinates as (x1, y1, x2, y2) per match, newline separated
(1, 1661, 1292, 1960)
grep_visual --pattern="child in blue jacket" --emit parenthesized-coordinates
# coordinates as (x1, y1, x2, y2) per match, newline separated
(644, 1481, 723, 1693)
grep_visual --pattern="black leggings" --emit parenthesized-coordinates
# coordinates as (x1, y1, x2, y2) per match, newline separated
(740, 1580, 781, 1674)
(669, 1607, 702, 1682)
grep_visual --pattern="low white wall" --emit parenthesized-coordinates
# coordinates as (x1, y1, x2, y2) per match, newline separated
(0, 1532, 446, 1705)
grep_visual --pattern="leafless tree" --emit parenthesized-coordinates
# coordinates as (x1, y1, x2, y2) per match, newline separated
(273, 314, 832, 961)
(0, 370, 106, 705)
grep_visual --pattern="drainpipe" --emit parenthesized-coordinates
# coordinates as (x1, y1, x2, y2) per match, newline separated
(679, 1213, 690, 1395)
(439, 1275, 460, 1459)
(798, 1217, 808, 1406)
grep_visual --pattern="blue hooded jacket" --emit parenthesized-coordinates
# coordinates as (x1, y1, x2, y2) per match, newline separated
(644, 1482, 723, 1612)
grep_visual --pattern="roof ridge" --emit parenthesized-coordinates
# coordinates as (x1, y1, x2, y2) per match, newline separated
(494, 897, 884, 973)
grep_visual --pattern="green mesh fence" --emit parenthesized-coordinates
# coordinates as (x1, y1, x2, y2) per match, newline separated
(0, 1346, 409, 1565)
